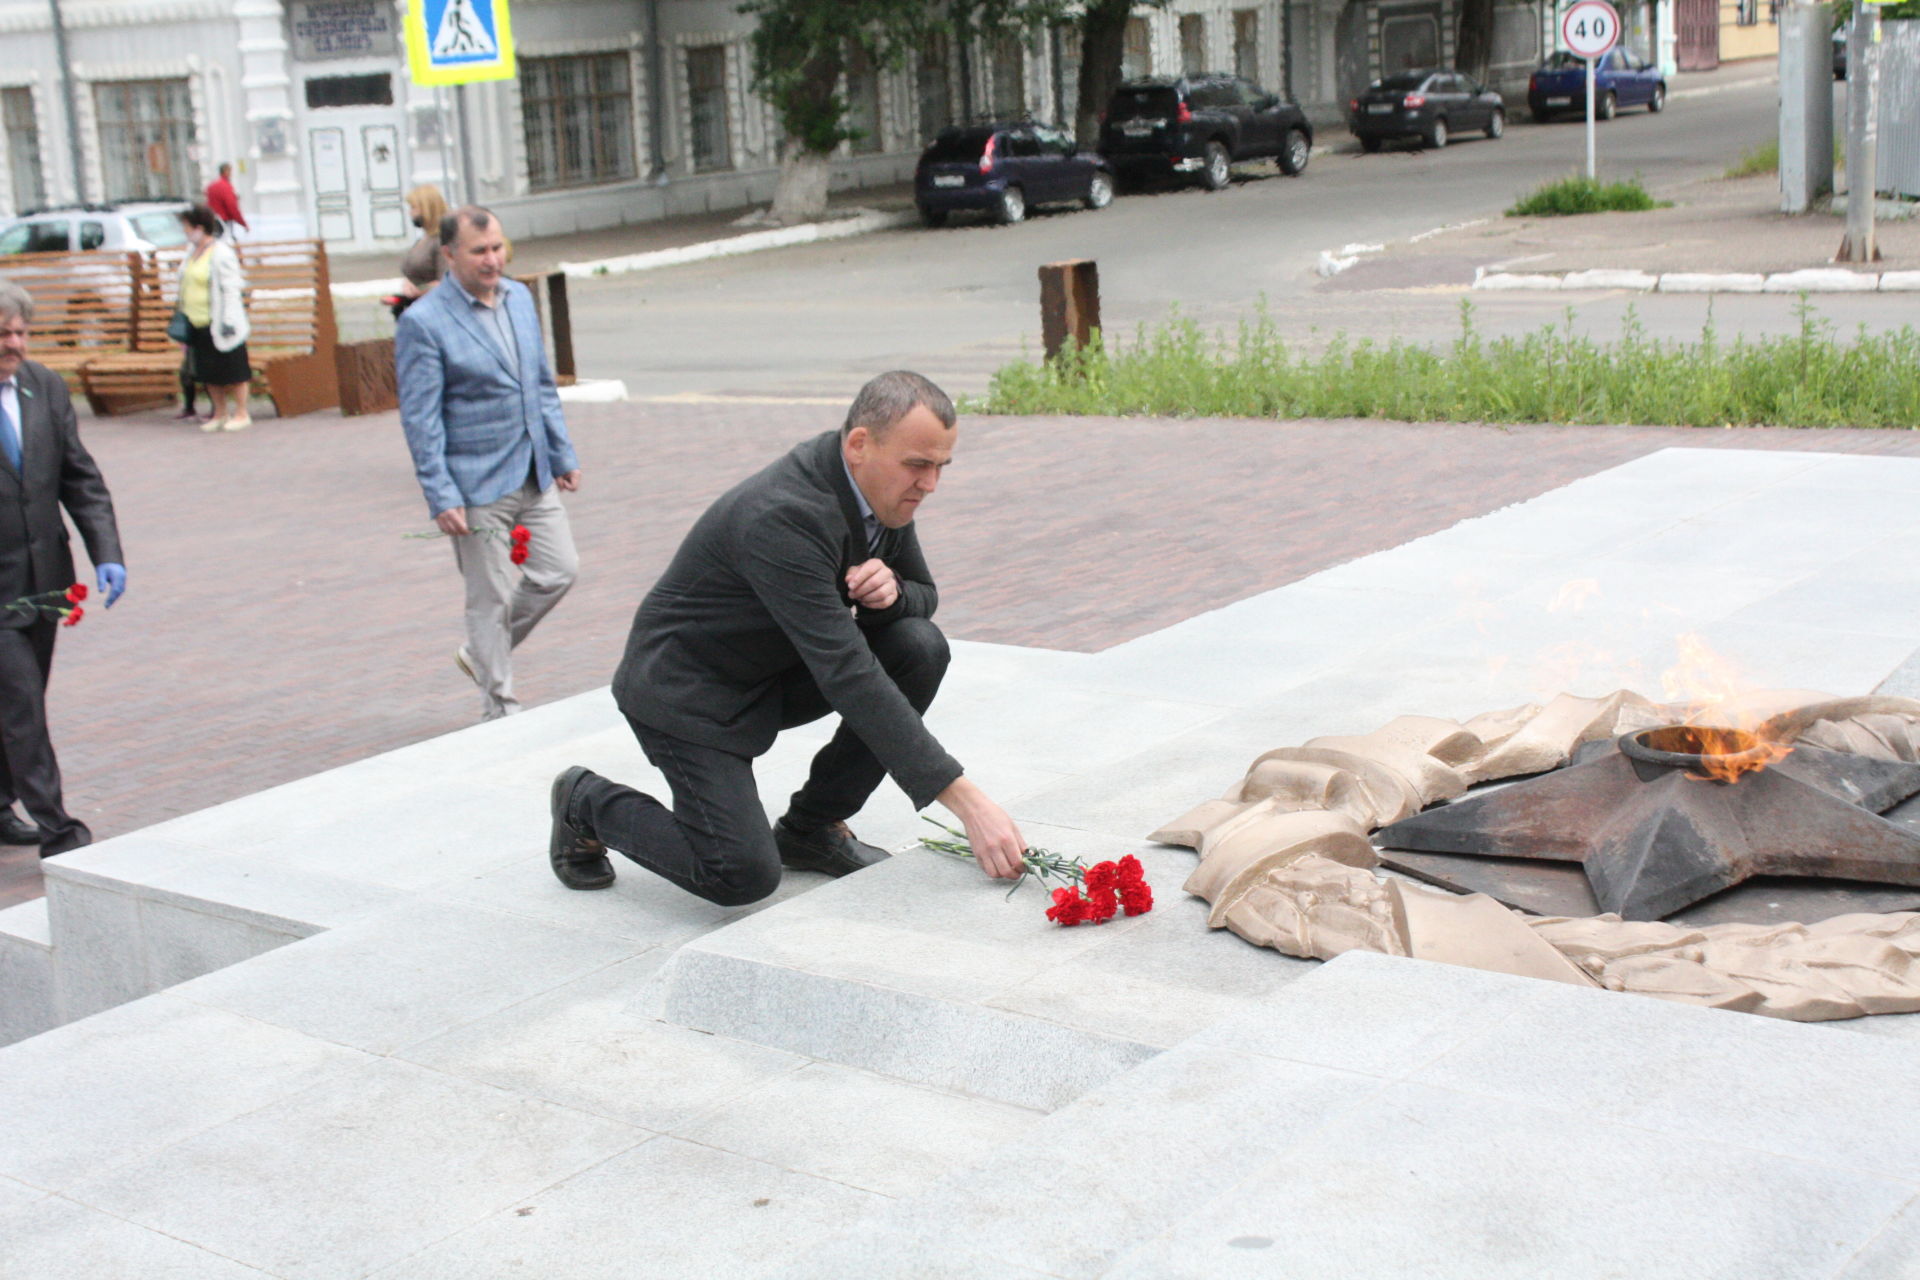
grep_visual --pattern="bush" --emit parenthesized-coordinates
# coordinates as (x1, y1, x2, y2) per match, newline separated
(975, 300, 1920, 429)
(1506, 174, 1665, 216)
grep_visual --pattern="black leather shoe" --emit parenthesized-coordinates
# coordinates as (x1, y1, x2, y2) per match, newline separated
(774, 817, 891, 877)
(0, 811, 42, 846)
(40, 828, 90, 859)
(549, 767, 615, 890)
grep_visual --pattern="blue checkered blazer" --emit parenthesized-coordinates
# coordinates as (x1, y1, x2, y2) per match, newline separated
(395, 275, 580, 516)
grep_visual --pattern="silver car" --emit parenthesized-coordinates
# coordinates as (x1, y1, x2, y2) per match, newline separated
(0, 202, 190, 255)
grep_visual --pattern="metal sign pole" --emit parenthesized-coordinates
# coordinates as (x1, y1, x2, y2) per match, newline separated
(455, 82, 478, 206)
(1586, 56, 1597, 179)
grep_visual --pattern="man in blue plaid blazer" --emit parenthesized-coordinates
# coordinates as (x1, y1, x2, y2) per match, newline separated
(396, 206, 583, 720)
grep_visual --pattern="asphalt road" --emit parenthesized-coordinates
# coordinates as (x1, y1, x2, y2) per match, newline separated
(560, 69, 1905, 403)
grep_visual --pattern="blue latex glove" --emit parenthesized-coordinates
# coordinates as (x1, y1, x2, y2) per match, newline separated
(97, 563, 126, 608)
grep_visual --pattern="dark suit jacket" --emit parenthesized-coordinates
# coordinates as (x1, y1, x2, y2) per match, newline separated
(615, 430, 962, 810)
(0, 360, 122, 628)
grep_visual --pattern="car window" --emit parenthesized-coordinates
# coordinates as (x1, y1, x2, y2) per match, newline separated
(1036, 126, 1074, 155)
(79, 221, 106, 250)
(1108, 85, 1179, 119)
(0, 224, 31, 254)
(924, 129, 993, 162)
(1006, 131, 1040, 158)
(1543, 51, 1583, 69)
(1376, 71, 1428, 92)
(26, 220, 71, 252)
(132, 212, 189, 247)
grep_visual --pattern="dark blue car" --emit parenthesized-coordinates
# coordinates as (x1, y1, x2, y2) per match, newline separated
(1528, 49, 1666, 121)
(914, 123, 1114, 227)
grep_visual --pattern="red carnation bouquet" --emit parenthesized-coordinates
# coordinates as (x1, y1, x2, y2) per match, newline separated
(406, 523, 533, 565)
(3, 582, 87, 628)
(920, 816, 1154, 927)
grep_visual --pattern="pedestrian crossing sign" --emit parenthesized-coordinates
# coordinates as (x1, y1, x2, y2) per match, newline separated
(405, 0, 515, 85)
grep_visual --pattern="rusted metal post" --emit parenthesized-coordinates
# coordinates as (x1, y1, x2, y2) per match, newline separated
(546, 270, 576, 384)
(1039, 258, 1100, 362)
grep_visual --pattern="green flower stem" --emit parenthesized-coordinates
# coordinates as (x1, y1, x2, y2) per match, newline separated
(918, 815, 1087, 900)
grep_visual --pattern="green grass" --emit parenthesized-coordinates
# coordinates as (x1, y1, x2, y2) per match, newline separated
(1507, 174, 1666, 216)
(1725, 140, 1780, 178)
(974, 300, 1920, 429)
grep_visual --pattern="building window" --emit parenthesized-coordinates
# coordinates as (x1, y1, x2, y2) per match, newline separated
(520, 52, 635, 192)
(991, 32, 1026, 118)
(305, 73, 393, 109)
(1122, 16, 1152, 79)
(1233, 10, 1261, 81)
(1735, 0, 1758, 24)
(846, 44, 882, 153)
(917, 33, 952, 140)
(3, 88, 44, 212)
(94, 79, 198, 203)
(686, 45, 731, 172)
(1180, 14, 1206, 74)
(1381, 15, 1440, 71)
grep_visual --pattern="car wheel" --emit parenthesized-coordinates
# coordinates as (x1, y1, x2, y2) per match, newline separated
(1599, 91, 1617, 121)
(919, 206, 948, 228)
(1648, 84, 1666, 113)
(1360, 135, 1382, 153)
(996, 185, 1026, 225)
(1426, 118, 1448, 149)
(1277, 127, 1310, 176)
(1084, 172, 1114, 209)
(1486, 108, 1505, 140)
(1201, 141, 1231, 190)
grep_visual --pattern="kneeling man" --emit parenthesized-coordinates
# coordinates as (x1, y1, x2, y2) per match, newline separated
(551, 371, 1025, 903)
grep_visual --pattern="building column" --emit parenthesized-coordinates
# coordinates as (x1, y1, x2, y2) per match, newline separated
(233, 0, 306, 236)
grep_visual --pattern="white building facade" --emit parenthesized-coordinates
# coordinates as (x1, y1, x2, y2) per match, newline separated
(1, 0, 1579, 254)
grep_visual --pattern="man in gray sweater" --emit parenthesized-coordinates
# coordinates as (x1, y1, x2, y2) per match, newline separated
(549, 371, 1025, 905)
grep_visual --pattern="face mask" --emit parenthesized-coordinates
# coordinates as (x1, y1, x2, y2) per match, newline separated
(412, 216, 425, 228)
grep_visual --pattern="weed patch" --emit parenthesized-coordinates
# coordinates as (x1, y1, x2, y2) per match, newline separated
(975, 300, 1920, 429)
(1507, 174, 1666, 216)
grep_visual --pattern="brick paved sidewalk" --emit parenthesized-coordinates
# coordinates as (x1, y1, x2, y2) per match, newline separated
(5, 401, 1919, 907)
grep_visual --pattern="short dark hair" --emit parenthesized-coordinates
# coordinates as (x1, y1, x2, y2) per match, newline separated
(219, 162, 233, 177)
(841, 371, 957, 440)
(439, 205, 497, 247)
(179, 203, 222, 236)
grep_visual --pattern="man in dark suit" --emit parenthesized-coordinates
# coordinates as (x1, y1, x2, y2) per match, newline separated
(0, 280, 126, 857)
(549, 371, 1026, 906)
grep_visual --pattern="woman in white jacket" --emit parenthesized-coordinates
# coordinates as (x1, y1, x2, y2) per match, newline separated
(174, 203, 253, 431)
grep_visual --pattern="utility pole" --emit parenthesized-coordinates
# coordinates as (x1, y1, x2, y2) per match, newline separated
(1840, 2, 1881, 262)
(48, 0, 88, 204)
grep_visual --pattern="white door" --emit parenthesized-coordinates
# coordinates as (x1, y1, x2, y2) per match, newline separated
(304, 106, 410, 252)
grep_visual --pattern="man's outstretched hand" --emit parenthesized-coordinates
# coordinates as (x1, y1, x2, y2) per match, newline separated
(435, 507, 470, 536)
(845, 558, 899, 611)
(936, 775, 1026, 880)
(96, 563, 126, 607)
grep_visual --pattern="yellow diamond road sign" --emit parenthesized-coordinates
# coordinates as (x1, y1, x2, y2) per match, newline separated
(406, 0, 515, 85)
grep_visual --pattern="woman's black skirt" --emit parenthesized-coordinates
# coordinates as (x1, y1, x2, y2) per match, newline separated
(187, 325, 251, 386)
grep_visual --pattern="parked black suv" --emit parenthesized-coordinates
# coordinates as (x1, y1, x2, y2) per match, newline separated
(1099, 74, 1313, 190)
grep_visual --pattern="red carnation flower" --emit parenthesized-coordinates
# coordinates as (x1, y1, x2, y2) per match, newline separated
(66, 583, 88, 603)
(1046, 886, 1088, 926)
(510, 525, 531, 545)
(1117, 855, 1146, 886)
(509, 545, 529, 566)
(1120, 883, 1154, 917)
(62, 605, 84, 627)
(1086, 888, 1119, 923)
(1084, 861, 1119, 893)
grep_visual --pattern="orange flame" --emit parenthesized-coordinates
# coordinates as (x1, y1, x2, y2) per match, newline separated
(1657, 633, 1792, 783)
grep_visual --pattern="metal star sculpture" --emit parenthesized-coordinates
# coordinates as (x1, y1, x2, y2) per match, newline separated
(1375, 730, 1920, 921)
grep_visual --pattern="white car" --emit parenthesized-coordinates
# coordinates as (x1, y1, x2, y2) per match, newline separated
(0, 202, 190, 255)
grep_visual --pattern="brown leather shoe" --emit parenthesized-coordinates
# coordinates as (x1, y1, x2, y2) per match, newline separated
(774, 818, 891, 877)
(549, 767, 615, 890)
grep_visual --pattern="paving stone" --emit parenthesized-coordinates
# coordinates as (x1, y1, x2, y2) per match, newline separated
(675, 1061, 1040, 1197)
(170, 898, 644, 1055)
(1631, 621, 1920, 702)
(0, 1172, 45, 1214)
(0, 898, 55, 1046)
(64, 1056, 649, 1280)
(369, 1137, 881, 1280)
(44, 878, 149, 1022)
(399, 954, 810, 1131)
(1105, 1080, 1914, 1280)
(0, 994, 372, 1189)
(0, 1194, 277, 1279)
(1838, 1194, 1920, 1279)
(140, 900, 302, 990)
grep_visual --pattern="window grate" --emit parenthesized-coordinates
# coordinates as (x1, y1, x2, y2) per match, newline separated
(520, 52, 637, 192)
(3, 88, 44, 212)
(687, 45, 731, 173)
(94, 79, 197, 203)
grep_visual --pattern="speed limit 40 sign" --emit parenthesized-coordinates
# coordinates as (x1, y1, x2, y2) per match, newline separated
(1562, 0, 1622, 58)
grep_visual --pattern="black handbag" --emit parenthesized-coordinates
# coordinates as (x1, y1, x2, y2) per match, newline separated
(166, 309, 191, 343)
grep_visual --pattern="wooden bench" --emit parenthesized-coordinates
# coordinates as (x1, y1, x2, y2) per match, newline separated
(79, 240, 340, 418)
(0, 250, 142, 393)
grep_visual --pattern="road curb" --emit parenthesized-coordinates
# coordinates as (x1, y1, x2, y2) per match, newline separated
(1472, 266, 1908, 293)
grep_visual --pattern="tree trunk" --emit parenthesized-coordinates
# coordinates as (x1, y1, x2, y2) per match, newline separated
(1074, 0, 1133, 148)
(1455, 0, 1497, 81)
(768, 144, 834, 223)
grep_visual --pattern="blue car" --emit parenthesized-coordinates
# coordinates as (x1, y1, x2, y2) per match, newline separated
(914, 123, 1114, 227)
(1527, 49, 1666, 121)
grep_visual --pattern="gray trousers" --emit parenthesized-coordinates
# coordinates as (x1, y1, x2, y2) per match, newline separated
(452, 478, 578, 718)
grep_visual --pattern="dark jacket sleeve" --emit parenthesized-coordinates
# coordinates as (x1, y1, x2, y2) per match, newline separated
(740, 508, 961, 809)
(856, 522, 937, 628)
(50, 374, 123, 569)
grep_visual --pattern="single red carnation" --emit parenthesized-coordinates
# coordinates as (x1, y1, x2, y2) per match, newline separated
(510, 525, 531, 544)
(509, 545, 529, 565)
(1117, 855, 1146, 886)
(1086, 888, 1119, 923)
(66, 583, 88, 603)
(62, 606, 84, 627)
(1120, 883, 1155, 916)
(1046, 886, 1088, 926)
(1084, 861, 1118, 892)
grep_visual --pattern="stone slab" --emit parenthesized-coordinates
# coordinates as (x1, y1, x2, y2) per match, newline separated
(0, 1194, 278, 1279)
(1658, 271, 1766, 293)
(0, 898, 55, 1047)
